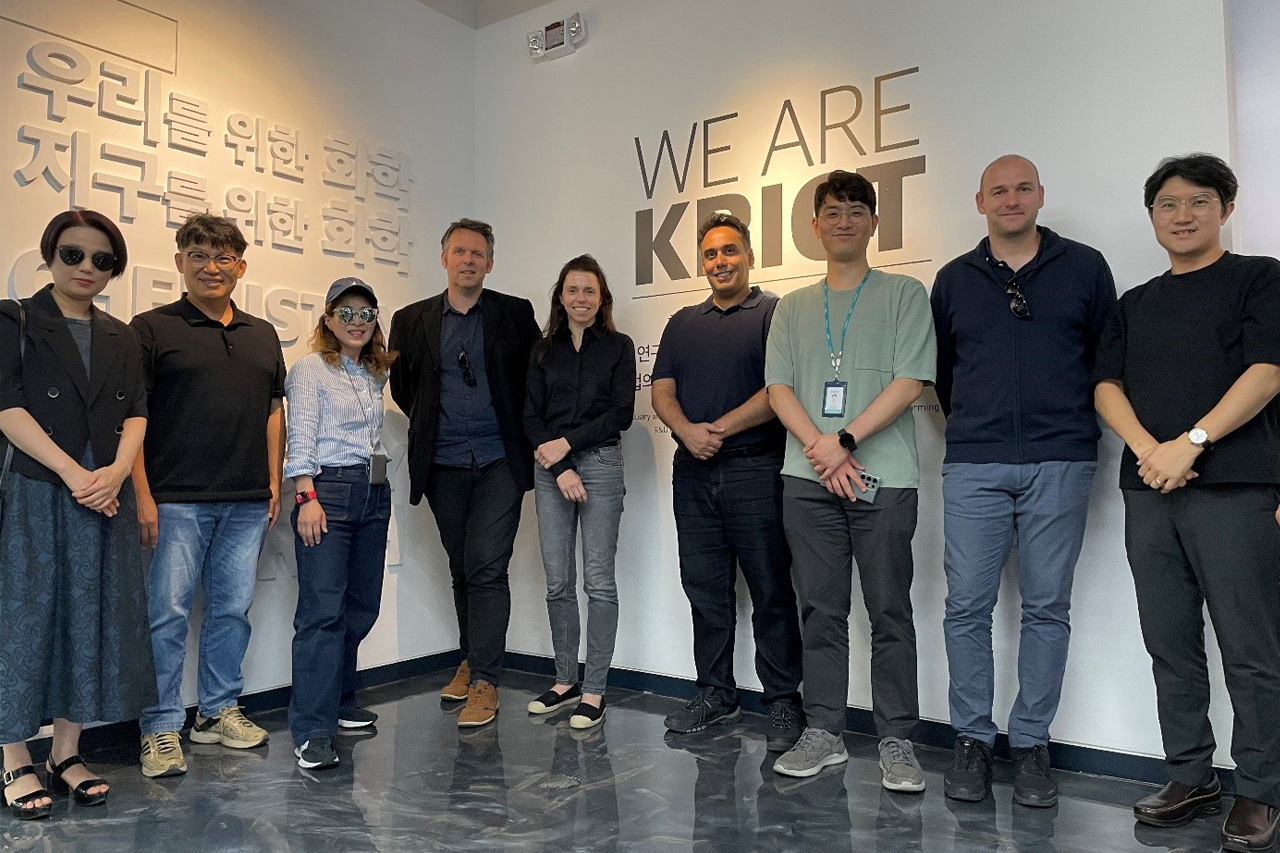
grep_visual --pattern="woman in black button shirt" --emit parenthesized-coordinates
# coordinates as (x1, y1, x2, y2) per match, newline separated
(0, 211, 154, 819)
(523, 255, 635, 729)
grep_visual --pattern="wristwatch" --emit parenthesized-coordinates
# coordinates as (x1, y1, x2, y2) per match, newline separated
(1188, 427, 1214, 451)
(295, 490, 318, 505)
(837, 429, 858, 453)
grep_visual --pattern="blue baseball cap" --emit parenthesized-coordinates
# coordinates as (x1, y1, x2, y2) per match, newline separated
(325, 276, 377, 306)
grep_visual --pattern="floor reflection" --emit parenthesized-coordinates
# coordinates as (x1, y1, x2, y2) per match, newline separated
(14, 670, 1226, 852)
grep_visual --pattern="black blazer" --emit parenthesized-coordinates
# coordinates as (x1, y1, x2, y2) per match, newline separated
(0, 285, 147, 484)
(389, 288, 541, 504)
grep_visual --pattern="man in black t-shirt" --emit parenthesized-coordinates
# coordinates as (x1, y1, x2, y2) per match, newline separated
(1094, 154, 1280, 852)
(131, 214, 286, 778)
(651, 213, 804, 752)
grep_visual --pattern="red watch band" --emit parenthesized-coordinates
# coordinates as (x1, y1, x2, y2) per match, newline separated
(295, 490, 318, 505)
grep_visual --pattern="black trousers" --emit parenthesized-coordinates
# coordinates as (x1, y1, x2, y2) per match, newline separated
(783, 476, 919, 738)
(426, 459, 524, 686)
(1124, 485, 1280, 808)
(672, 449, 803, 705)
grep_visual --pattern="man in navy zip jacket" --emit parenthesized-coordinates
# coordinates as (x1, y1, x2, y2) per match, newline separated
(930, 155, 1116, 807)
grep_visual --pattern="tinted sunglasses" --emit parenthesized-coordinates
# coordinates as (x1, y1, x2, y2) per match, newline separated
(1005, 274, 1031, 320)
(458, 350, 477, 387)
(332, 306, 378, 324)
(57, 244, 116, 273)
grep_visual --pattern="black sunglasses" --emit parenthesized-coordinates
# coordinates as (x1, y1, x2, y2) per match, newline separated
(1005, 274, 1031, 320)
(57, 244, 116, 273)
(458, 350, 477, 387)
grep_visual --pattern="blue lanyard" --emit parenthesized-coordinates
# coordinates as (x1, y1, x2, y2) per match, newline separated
(823, 270, 872, 380)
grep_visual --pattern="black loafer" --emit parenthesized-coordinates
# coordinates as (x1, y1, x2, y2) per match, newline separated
(1133, 774, 1222, 827)
(527, 683, 581, 715)
(1222, 796, 1280, 852)
(569, 699, 605, 730)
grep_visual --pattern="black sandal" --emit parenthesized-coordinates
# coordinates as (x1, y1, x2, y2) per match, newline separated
(46, 755, 108, 807)
(3, 766, 52, 820)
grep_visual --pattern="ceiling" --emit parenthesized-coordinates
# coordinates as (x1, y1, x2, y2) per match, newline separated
(415, 0, 558, 29)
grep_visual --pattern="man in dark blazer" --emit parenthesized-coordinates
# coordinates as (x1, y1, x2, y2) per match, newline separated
(389, 218, 540, 728)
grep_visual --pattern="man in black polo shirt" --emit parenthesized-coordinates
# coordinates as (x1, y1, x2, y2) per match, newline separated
(652, 213, 804, 751)
(130, 214, 286, 778)
(389, 219, 540, 728)
(1095, 154, 1280, 852)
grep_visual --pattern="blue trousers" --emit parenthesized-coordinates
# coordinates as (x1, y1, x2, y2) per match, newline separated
(141, 500, 269, 735)
(289, 466, 390, 746)
(941, 461, 1095, 748)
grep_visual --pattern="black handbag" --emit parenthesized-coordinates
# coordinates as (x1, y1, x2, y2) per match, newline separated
(0, 299, 27, 511)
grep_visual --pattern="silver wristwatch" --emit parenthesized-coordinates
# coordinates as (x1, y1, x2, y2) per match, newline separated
(1188, 427, 1213, 451)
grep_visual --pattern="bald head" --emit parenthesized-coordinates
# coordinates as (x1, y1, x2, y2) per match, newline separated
(980, 155, 1040, 193)
(976, 155, 1044, 240)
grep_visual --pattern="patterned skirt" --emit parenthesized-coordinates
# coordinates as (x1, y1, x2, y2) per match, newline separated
(0, 471, 156, 742)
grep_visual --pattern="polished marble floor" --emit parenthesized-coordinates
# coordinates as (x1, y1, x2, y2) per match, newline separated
(4, 670, 1231, 852)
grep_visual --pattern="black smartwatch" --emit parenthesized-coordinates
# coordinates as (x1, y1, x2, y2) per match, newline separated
(837, 429, 858, 453)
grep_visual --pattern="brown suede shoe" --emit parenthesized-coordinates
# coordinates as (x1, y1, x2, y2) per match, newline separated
(1133, 774, 1222, 827)
(458, 680, 499, 728)
(441, 661, 471, 701)
(1222, 796, 1280, 852)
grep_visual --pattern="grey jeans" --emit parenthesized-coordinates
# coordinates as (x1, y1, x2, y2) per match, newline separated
(533, 444, 626, 695)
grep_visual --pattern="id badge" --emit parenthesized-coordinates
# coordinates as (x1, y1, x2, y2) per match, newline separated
(369, 453, 388, 485)
(822, 381, 848, 418)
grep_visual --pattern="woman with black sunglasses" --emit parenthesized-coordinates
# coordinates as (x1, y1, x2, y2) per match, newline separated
(284, 277, 396, 771)
(0, 210, 155, 819)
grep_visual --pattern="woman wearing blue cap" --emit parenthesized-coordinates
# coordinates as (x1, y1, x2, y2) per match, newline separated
(284, 277, 396, 770)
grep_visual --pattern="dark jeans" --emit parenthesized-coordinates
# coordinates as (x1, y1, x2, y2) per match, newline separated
(783, 475, 919, 738)
(289, 465, 391, 747)
(1124, 485, 1280, 808)
(426, 459, 524, 686)
(672, 447, 802, 705)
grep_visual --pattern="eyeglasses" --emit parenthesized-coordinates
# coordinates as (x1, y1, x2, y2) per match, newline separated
(819, 205, 872, 225)
(332, 306, 378, 325)
(183, 250, 241, 269)
(1005, 274, 1031, 320)
(56, 245, 116, 273)
(1151, 193, 1220, 218)
(458, 350, 477, 387)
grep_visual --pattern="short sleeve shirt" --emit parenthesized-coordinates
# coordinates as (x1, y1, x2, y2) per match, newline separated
(651, 287, 786, 452)
(1093, 252, 1280, 489)
(132, 296, 286, 503)
(765, 272, 937, 487)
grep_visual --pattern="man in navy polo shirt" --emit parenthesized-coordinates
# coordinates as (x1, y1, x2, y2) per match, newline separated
(651, 213, 804, 752)
(931, 155, 1116, 806)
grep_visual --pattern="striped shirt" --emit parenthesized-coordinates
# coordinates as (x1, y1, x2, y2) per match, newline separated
(285, 351, 387, 478)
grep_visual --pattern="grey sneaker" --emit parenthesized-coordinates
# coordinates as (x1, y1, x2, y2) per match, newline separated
(773, 727, 849, 778)
(878, 737, 926, 792)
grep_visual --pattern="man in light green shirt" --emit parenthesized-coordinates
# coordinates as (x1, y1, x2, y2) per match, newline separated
(766, 170, 936, 786)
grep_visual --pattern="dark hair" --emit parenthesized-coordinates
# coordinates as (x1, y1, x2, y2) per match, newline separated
(441, 218, 495, 257)
(534, 254, 615, 363)
(309, 296, 398, 378)
(175, 213, 248, 255)
(1143, 153, 1238, 210)
(813, 169, 877, 216)
(40, 209, 128, 278)
(697, 212, 752, 253)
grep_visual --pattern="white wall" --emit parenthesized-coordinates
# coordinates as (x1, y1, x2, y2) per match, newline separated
(474, 0, 1237, 764)
(0, 0, 475, 700)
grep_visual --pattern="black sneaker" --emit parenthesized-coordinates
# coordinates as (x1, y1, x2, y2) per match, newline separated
(1011, 744, 1058, 808)
(664, 688, 741, 733)
(295, 738, 339, 770)
(944, 736, 993, 802)
(765, 698, 806, 752)
(338, 707, 378, 729)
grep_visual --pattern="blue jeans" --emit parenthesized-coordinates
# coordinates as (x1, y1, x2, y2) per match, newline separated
(140, 500, 269, 735)
(289, 466, 391, 746)
(533, 445, 625, 695)
(941, 461, 1095, 748)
